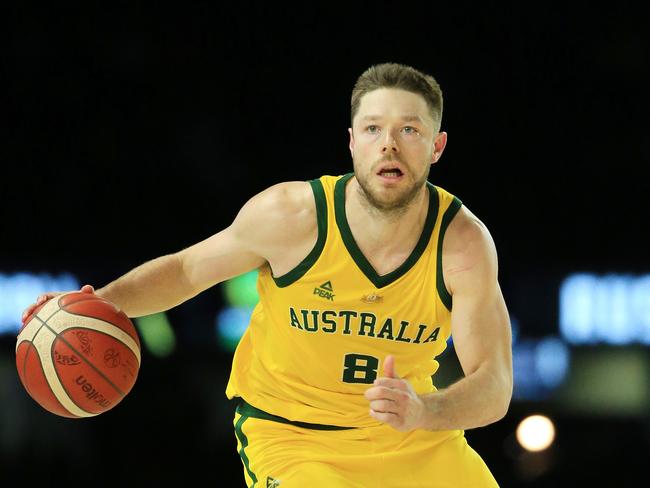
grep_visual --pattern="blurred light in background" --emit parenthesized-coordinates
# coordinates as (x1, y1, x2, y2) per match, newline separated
(555, 346, 650, 416)
(223, 270, 259, 308)
(216, 307, 254, 352)
(560, 273, 650, 345)
(512, 336, 571, 401)
(511, 314, 570, 401)
(516, 414, 556, 452)
(216, 270, 259, 351)
(0, 272, 79, 335)
(134, 313, 176, 358)
(535, 337, 570, 388)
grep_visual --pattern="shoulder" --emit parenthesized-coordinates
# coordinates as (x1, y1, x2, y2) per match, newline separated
(231, 180, 317, 255)
(445, 205, 494, 253)
(251, 181, 315, 219)
(442, 204, 498, 293)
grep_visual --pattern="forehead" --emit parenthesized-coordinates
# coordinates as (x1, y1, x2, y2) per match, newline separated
(355, 88, 432, 123)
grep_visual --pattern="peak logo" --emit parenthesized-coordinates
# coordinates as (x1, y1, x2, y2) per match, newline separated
(313, 281, 335, 301)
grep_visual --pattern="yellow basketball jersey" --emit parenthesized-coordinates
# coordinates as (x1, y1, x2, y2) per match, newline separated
(226, 173, 462, 428)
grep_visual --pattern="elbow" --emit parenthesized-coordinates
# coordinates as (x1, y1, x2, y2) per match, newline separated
(494, 373, 513, 422)
(495, 395, 511, 423)
(485, 399, 510, 427)
(175, 251, 201, 298)
(472, 372, 513, 428)
(484, 396, 510, 428)
(484, 371, 512, 426)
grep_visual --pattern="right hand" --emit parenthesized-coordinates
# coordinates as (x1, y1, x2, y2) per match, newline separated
(21, 284, 96, 326)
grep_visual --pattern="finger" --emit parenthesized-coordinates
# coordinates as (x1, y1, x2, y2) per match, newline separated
(384, 355, 397, 378)
(21, 306, 35, 324)
(364, 385, 394, 401)
(369, 399, 397, 413)
(364, 384, 404, 401)
(363, 386, 377, 400)
(369, 409, 398, 425)
(373, 378, 409, 391)
(22, 298, 46, 324)
(36, 293, 55, 305)
(80, 284, 95, 294)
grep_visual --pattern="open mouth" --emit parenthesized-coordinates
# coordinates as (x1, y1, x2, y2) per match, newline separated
(378, 167, 403, 178)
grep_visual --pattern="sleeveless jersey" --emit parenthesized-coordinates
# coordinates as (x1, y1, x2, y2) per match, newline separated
(225, 173, 463, 428)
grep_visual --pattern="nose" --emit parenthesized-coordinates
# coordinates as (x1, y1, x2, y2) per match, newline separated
(381, 131, 399, 154)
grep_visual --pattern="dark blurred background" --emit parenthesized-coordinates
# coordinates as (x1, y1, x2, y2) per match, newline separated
(2, 2, 649, 486)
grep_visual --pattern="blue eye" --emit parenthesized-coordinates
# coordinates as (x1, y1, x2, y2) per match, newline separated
(403, 126, 418, 134)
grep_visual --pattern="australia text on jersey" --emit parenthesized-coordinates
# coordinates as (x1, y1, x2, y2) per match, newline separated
(289, 307, 441, 344)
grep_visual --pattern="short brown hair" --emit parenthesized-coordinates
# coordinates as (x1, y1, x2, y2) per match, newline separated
(351, 63, 443, 129)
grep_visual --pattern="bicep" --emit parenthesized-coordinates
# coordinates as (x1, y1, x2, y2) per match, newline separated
(175, 180, 314, 294)
(177, 224, 266, 294)
(451, 280, 512, 378)
(445, 214, 512, 379)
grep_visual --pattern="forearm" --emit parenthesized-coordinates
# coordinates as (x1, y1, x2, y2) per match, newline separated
(95, 253, 196, 318)
(421, 365, 511, 431)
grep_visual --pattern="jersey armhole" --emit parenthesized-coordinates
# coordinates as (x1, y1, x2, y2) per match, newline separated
(436, 196, 463, 311)
(272, 179, 328, 288)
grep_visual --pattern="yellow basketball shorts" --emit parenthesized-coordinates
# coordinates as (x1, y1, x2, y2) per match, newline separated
(233, 402, 499, 487)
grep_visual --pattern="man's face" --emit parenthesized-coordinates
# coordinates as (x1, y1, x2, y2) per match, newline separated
(349, 88, 446, 212)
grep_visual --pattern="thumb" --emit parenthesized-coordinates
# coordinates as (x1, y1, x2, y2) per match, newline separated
(384, 355, 398, 378)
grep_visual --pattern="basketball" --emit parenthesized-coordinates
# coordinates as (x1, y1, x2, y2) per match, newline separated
(15, 291, 141, 418)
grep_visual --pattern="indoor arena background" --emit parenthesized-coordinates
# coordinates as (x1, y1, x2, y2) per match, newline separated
(2, 3, 649, 486)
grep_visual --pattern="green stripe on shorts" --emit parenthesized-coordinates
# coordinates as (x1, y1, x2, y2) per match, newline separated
(235, 413, 258, 487)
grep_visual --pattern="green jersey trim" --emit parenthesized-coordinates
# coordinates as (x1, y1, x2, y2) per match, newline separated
(436, 196, 463, 311)
(272, 178, 328, 288)
(234, 412, 258, 485)
(334, 173, 440, 289)
(236, 399, 356, 430)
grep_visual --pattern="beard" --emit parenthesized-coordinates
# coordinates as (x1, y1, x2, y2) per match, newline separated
(354, 157, 430, 216)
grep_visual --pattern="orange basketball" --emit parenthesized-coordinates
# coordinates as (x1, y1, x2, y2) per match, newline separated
(15, 291, 141, 418)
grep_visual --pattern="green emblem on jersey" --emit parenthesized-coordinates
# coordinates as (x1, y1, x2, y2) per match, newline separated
(314, 280, 335, 301)
(267, 477, 281, 487)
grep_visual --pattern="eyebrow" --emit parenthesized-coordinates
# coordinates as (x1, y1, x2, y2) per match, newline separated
(360, 115, 424, 123)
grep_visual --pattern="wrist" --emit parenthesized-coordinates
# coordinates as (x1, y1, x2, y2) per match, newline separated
(419, 392, 443, 430)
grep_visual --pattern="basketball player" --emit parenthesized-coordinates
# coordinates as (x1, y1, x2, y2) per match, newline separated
(23, 63, 512, 487)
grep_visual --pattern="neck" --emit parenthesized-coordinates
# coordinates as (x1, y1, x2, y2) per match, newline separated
(346, 177, 429, 250)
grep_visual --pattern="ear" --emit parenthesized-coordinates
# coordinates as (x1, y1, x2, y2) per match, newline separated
(431, 131, 448, 165)
(348, 127, 355, 158)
